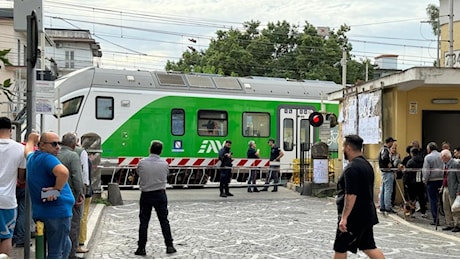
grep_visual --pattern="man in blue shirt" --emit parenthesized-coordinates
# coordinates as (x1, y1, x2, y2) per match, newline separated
(25, 132, 75, 259)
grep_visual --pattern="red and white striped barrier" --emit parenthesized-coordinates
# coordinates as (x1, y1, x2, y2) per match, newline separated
(118, 157, 270, 168)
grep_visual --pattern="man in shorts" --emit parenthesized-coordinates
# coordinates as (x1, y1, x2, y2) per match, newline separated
(333, 134, 385, 259)
(0, 117, 26, 257)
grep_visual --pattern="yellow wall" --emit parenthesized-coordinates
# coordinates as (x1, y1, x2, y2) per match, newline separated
(393, 86, 460, 148)
(440, 21, 460, 67)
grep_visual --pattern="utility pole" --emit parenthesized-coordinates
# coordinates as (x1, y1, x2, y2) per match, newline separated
(341, 48, 347, 88)
(26, 10, 38, 259)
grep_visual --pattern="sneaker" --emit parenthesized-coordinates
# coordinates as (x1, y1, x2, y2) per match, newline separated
(415, 201, 421, 212)
(166, 246, 177, 254)
(247, 189, 253, 193)
(76, 247, 89, 253)
(271, 189, 278, 192)
(421, 213, 428, 218)
(442, 226, 454, 231)
(134, 247, 146, 256)
(225, 192, 234, 196)
(219, 193, 227, 198)
(452, 227, 460, 232)
(253, 189, 260, 192)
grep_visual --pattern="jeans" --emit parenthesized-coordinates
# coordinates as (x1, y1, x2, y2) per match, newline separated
(138, 190, 173, 248)
(427, 180, 443, 223)
(42, 217, 72, 259)
(13, 187, 25, 245)
(379, 172, 394, 211)
(247, 169, 259, 191)
(264, 167, 279, 190)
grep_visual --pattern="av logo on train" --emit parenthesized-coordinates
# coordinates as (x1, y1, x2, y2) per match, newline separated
(198, 140, 225, 154)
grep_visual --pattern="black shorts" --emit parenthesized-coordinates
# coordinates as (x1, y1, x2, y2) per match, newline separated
(333, 225, 377, 254)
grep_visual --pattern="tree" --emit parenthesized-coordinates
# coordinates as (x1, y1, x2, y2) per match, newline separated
(426, 4, 440, 36)
(165, 20, 372, 84)
(0, 49, 14, 102)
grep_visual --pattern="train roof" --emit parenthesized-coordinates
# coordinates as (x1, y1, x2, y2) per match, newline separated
(56, 67, 342, 100)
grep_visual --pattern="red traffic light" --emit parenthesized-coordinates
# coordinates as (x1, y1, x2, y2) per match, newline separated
(309, 112, 324, 127)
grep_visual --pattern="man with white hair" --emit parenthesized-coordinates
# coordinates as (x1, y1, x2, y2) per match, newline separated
(247, 140, 260, 192)
(440, 149, 460, 232)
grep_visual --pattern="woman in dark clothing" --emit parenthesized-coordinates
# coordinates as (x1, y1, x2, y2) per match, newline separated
(404, 148, 427, 216)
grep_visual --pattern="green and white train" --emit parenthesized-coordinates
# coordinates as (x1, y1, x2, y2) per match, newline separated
(41, 67, 340, 187)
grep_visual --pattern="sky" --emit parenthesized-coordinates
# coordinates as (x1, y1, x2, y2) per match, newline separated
(5, 0, 439, 72)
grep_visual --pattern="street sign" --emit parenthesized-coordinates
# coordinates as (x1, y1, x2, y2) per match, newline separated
(35, 80, 55, 114)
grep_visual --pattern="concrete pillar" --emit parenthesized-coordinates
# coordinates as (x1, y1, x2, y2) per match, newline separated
(107, 183, 123, 206)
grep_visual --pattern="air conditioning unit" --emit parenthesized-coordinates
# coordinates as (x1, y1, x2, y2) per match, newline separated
(55, 43, 62, 48)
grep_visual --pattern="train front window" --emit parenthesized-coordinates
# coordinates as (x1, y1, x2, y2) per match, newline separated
(242, 112, 269, 137)
(60, 96, 83, 117)
(96, 96, 114, 120)
(198, 110, 227, 136)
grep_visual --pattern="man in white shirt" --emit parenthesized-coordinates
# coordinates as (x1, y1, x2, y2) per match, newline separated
(0, 117, 26, 257)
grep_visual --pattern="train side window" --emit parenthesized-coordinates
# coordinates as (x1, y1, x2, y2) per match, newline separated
(283, 118, 294, 151)
(171, 109, 185, 136)
(242, 112, 269, 137)
(198, 110, 227, 136)
(95, 96, 114, 120)
(60, 96, 83, 117)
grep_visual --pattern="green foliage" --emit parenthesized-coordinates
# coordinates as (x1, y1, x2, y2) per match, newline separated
(91, 197, 112, 206)
(0, 49, 15, 102)
(165, 20, 372, 84)
(426, 4, 440, 36)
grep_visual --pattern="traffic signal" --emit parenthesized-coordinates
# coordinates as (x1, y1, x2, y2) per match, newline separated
(309, 112, 324, 127)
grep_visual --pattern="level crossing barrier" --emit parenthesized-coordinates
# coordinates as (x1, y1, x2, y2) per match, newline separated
(99, 157, 296, 188)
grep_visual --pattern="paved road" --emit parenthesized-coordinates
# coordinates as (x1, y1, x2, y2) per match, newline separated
(87, 187, 460, 259)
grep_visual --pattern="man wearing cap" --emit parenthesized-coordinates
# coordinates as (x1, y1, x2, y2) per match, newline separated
(261, 138, 284, 192)
(378, 137, 397, 214)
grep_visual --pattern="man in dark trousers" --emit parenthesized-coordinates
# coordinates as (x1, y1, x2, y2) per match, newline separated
(378, 137, 396, 214)
(247, 140, 260, 192)
(218, 140, 233, 197)
(135, 140, 176, 256)
(333, 135, 385, 259)
(261, 138, 284, 192)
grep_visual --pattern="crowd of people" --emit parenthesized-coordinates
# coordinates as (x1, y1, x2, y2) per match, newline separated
(378, 137, 460, 231)
(0, 116, 93, 258)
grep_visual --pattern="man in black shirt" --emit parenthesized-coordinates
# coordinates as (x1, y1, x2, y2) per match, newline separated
(333, 135, 385, 259)
(218, 140, 233, 197)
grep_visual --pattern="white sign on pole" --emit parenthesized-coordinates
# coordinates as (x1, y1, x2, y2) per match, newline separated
(35, 80, 55, 114)
(313, 158, 329, 184)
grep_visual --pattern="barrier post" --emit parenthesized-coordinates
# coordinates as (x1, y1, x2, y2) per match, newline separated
(35, 221, 45, 259)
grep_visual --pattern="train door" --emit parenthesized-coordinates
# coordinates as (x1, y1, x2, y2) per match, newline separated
(278, 106, 315, 166)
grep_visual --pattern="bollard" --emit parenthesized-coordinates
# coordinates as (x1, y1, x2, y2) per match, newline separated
(108, 183, 123, 206)
(35, 221, 45, 259)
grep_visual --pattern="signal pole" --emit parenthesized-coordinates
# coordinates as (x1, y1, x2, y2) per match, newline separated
(341, 48, 347, 88)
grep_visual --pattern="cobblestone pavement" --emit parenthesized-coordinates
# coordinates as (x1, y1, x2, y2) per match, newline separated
(88, 187, 460, 259)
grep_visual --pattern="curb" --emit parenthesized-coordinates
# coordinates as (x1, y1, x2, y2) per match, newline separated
(386, 213, 460, 243)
